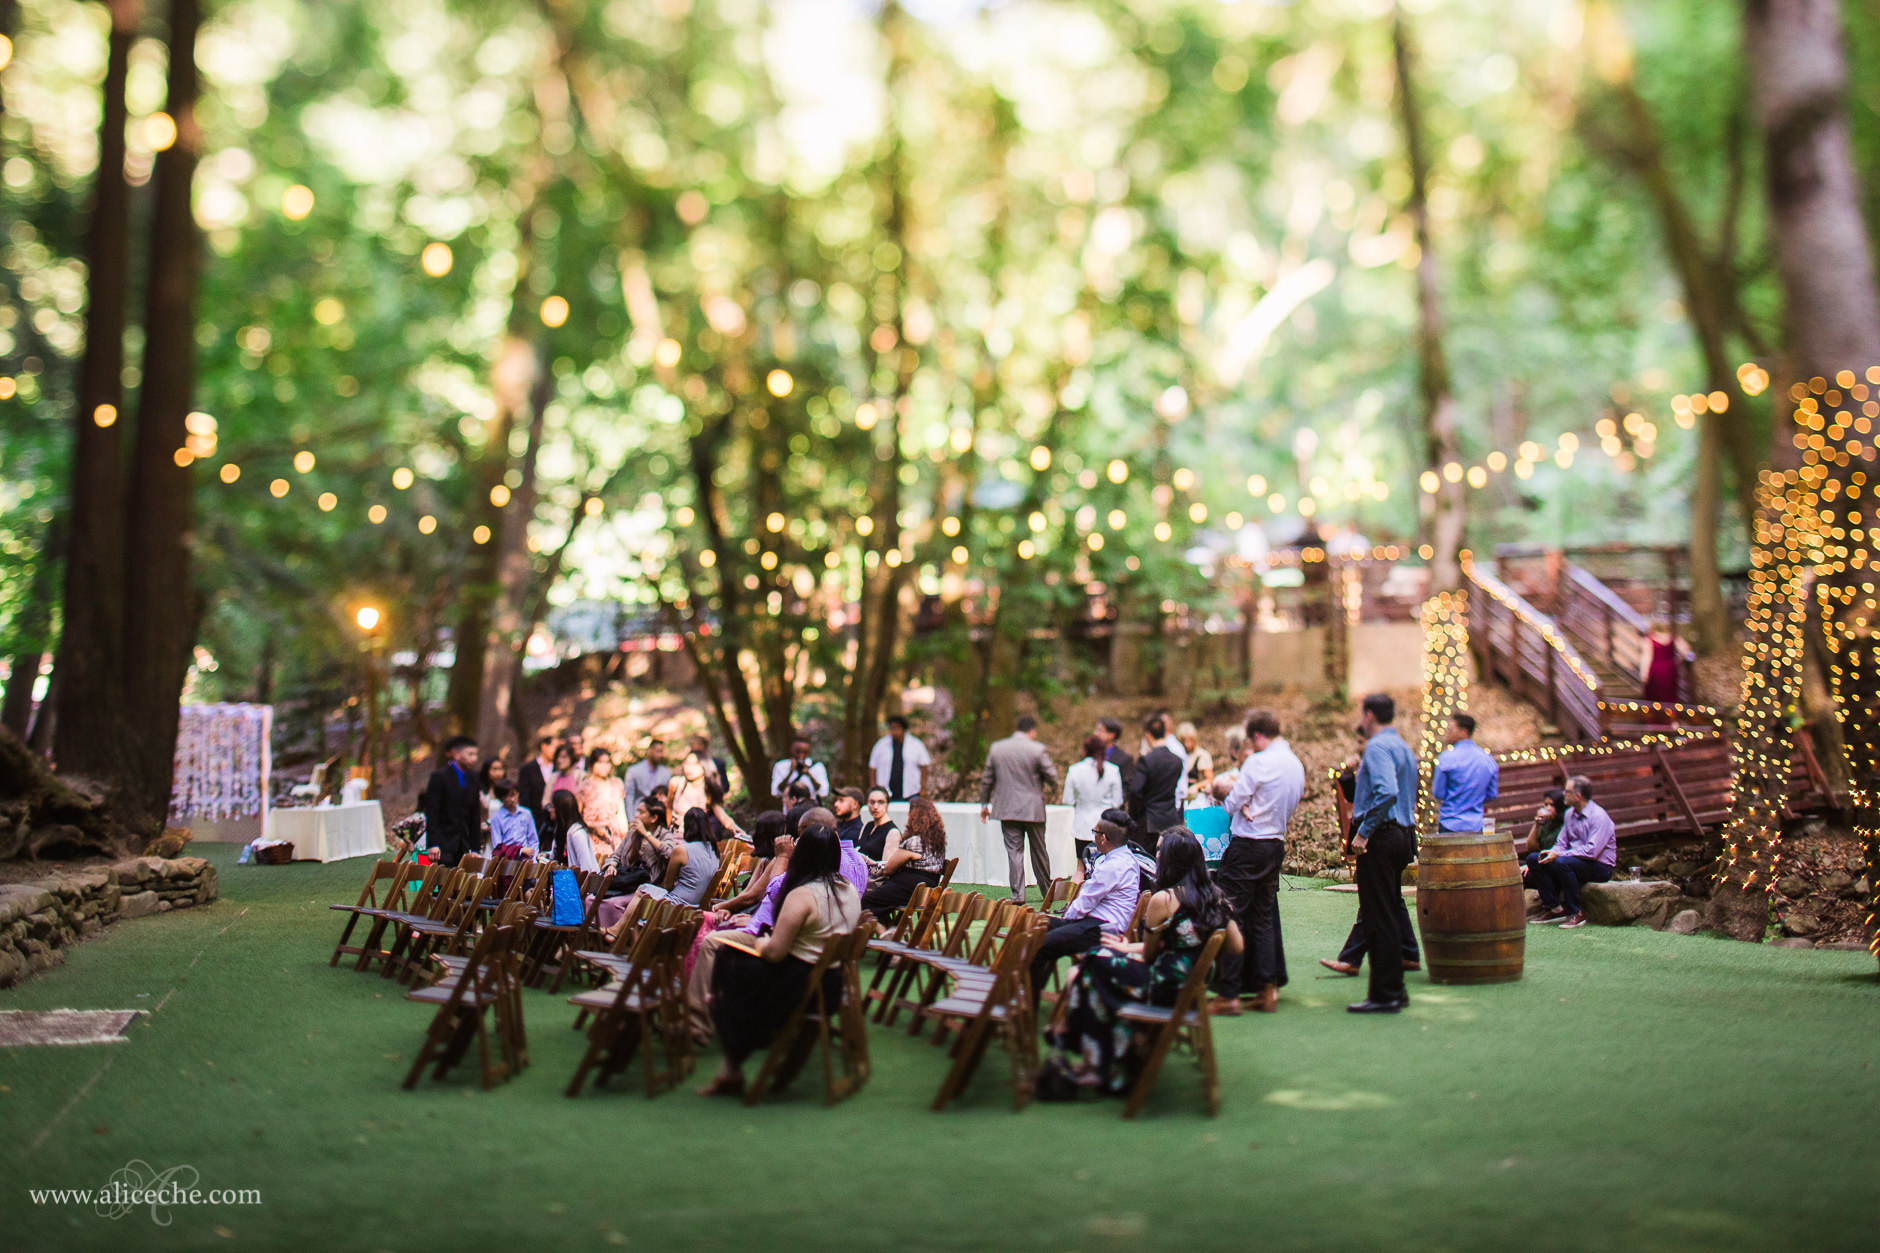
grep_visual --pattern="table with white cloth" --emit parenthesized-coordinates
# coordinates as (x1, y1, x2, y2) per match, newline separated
(884, 802, 1077, 888)
(266, 801, 386, 863)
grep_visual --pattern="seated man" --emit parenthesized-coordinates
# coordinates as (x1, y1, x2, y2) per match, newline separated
(1028, 817, 1140, 1006)
(487, 781, 539, 857)
(1524, 774, 1615, 928)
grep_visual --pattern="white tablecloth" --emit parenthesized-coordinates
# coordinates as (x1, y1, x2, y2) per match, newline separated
(885, 802, 1077, 889)
(267, 802, 385, 863)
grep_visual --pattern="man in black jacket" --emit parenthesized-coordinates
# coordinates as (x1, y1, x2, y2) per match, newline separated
(1095, 716, 1135, 784)
(423, 735, 483, 867)
(517, 734, 555, 841)
(1125, 714, 1184, 850)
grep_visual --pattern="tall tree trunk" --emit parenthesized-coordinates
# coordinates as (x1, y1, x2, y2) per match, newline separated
(444, 173, 548, 737)
(474, 350, 551, 759)
(1392, 9, 1465, 592)
(51, 0, 141, 777)
(1, 516, 64, 737)
(1728, 0, 1880, 945)
(116, 0, 202, 830)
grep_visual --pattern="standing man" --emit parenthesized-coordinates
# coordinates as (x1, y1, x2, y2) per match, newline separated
(1094, 716, 1134, 782)
(980, 714, 1060, 903)
(1125, 715, 1184, 847)
(1028, 817, 1141, 1006)
(1209, 709, 1304, 1016)
(868, 715, 931, 802)
(423, 735, 483, 867)
(1525, 776, 1615, 928)
(1347, 693, 1418, 1014)
(622, 736, 671, 823)
(1321, 743, 1421, 979)
(1431, 713, 1499, 833)
(771, 738, 829, 806)
(518, 734, 555, 839)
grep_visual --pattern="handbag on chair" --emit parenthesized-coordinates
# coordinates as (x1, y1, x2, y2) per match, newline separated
(549, 868, 584, 926)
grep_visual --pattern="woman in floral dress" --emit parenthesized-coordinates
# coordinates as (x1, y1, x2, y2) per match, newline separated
(576, 748, 630, 860)
(1043, 827, 1242, 1096)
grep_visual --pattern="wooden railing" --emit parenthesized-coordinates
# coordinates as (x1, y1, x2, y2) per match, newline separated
(1558, 565, 1697, 701)
(1465, 564, 1604, 741)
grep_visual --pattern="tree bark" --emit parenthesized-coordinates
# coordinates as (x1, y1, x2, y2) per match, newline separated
(116, 0, 202, 831)
(1392, 9, 1465, 592)
(51, 0, 141, 777)
(474, 348, 552, 759)
(1, 516, 64, 737)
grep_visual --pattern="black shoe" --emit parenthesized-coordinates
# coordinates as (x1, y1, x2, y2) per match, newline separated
(1346, 997, 1408, 1014)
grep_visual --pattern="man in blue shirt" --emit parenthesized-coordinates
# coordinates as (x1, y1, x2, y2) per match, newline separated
(1431, 713, 1499, 833)
(1028, 817, 1141, 1007)
(1347, 694, 1418, 1014)
(488, 781, 540, 855)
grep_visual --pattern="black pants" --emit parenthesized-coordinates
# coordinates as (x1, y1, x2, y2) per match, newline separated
(860, 867, 939, 922)
(1524, 853, 1612, 914)
(1030, 916, 1104, 1006)
(1356, 822, 1415, 1003)
(1337, 896, 1421, 967)
(1213, 837, 1287, 997)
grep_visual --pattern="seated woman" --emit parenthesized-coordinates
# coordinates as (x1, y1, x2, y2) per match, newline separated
(701, 826, 860, 1097)
(636, 808, 722, 909)
(1043, 827, 1242, 1097)
(860, 795, 946, 923)
(595, 796, 676, 934)
(856, 787, 897, 861)
(551, 791, 599, 874)
(1521, 788, 1568, 859)
(683, 814, 795, 1044)
(702, 776, 746, 845)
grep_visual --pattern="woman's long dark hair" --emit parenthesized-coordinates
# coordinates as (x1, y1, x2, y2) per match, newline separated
(550, 790, 583, 842)
(1083, 733, 1107, 781)
(750, 810, 787, 859)
(777, 824, 843, 901)
(553, 744, 576, 772)
(682, 806, 713, 847)
(1153, 828, 1231, 933)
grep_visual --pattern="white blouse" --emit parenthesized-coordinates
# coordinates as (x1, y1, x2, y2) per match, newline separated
(1062, 756, 1125, 843)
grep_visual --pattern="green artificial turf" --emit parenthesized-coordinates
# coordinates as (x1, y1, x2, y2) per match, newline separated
(2, 845, 1876, 1252)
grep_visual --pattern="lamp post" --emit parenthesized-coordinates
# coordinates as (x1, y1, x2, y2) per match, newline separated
(355, 606, 383, 797)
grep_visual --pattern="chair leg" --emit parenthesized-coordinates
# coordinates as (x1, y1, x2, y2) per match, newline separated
(1122, 1022, 1180, 1121)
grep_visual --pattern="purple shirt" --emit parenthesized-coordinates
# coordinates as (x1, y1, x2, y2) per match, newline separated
(1557, 800, 1618, 867)
(1063, 844, 1140, 934)
(742, 848, 869, 934)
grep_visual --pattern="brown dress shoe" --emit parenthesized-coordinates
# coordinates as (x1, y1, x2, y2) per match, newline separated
(1403, 960, 1421, 972)
(1251, 984, 1278, 1013)
(1206, 997, 1243, 1017)
(1319, 959, 1361, 976)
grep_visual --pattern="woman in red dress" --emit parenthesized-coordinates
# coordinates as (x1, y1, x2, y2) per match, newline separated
(1640, 620, 1682, 706)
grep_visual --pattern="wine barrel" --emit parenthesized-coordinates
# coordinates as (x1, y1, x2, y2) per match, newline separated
(1415, 833, 1525, 984)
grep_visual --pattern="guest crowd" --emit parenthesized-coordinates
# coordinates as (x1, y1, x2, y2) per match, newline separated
(405, 686, 1589, 1098)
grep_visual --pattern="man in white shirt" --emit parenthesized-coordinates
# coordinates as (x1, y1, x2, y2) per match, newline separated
(1209, 708, 1304, 1016)
(770, 738, 829, 806)
(868, 715, 930, 801)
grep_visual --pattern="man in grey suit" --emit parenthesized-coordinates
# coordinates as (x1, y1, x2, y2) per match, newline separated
(979, 714, 1060, 903)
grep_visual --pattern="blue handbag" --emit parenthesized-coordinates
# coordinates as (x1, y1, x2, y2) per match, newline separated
(550, 868, 584, 925)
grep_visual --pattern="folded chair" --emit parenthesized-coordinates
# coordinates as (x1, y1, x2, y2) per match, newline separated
(328, 856, 414, 968)
(564, 920, 699, 1097)
(923, 914, 1049, 1112)
(1118, 929, 1227, 1120)
(744, 922, 877, 1107)
(401, 917, 527, 1090)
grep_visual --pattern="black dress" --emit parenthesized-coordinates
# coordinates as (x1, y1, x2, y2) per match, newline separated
(710, 883, 858, 1065)
(857, 819, 897, 861)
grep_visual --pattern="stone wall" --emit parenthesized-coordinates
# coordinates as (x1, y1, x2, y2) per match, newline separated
(0, 856, 219, 988)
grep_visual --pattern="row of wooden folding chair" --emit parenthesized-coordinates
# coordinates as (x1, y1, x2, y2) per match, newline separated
(1115, 928, 1226, 1119)
(868, 890, 986, 1029)
(328, 854, 419, 967)
(564, 911, 703, 1097)
(701, 846, 749, 906)
(343, 862, 455, 976)
(570, 896, 699, 1022)
(905, 898, 1030, 1045)
(402, 908, 532, 1090)
(380, 870, 493, 985)
(922, 911, 1051, 1112)
(742, 920, 877, 1107)
(521, 870, 607, 992)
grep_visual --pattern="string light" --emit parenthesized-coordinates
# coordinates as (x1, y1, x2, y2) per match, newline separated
(269, 479, 289, 498)
(392, 467, 414, 490)
(294, 451, 315, 473)
(281, 184, 315, 219)
(421, 242, 453, 276)
(418, 515, 437, 534)
(219, 463, 240, 483)
(93, 404, 117, 427)
(317, 492, 337, 511)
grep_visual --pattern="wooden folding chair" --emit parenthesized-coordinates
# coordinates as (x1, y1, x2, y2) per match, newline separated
(702, 847, 747, 905)
(524, 871, 608, 992)
(427, 900, 535, 1071)
(384, 872, 488, 985)
(1123, 894, 1151, 944)
(744, 921, 876, 1107)
(875, 892, 985, 1028)
(1040, 878, 1077, 916)
(564, 923, 691, 1097)
(327, 856, 413, 967)
(1117, 929, 1227, 1119)
(401, 917, 527, 1090)
(346, 861, 447, 974)
(923, 914, 1049, 1112)
(910, 898, 1025, 1044)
